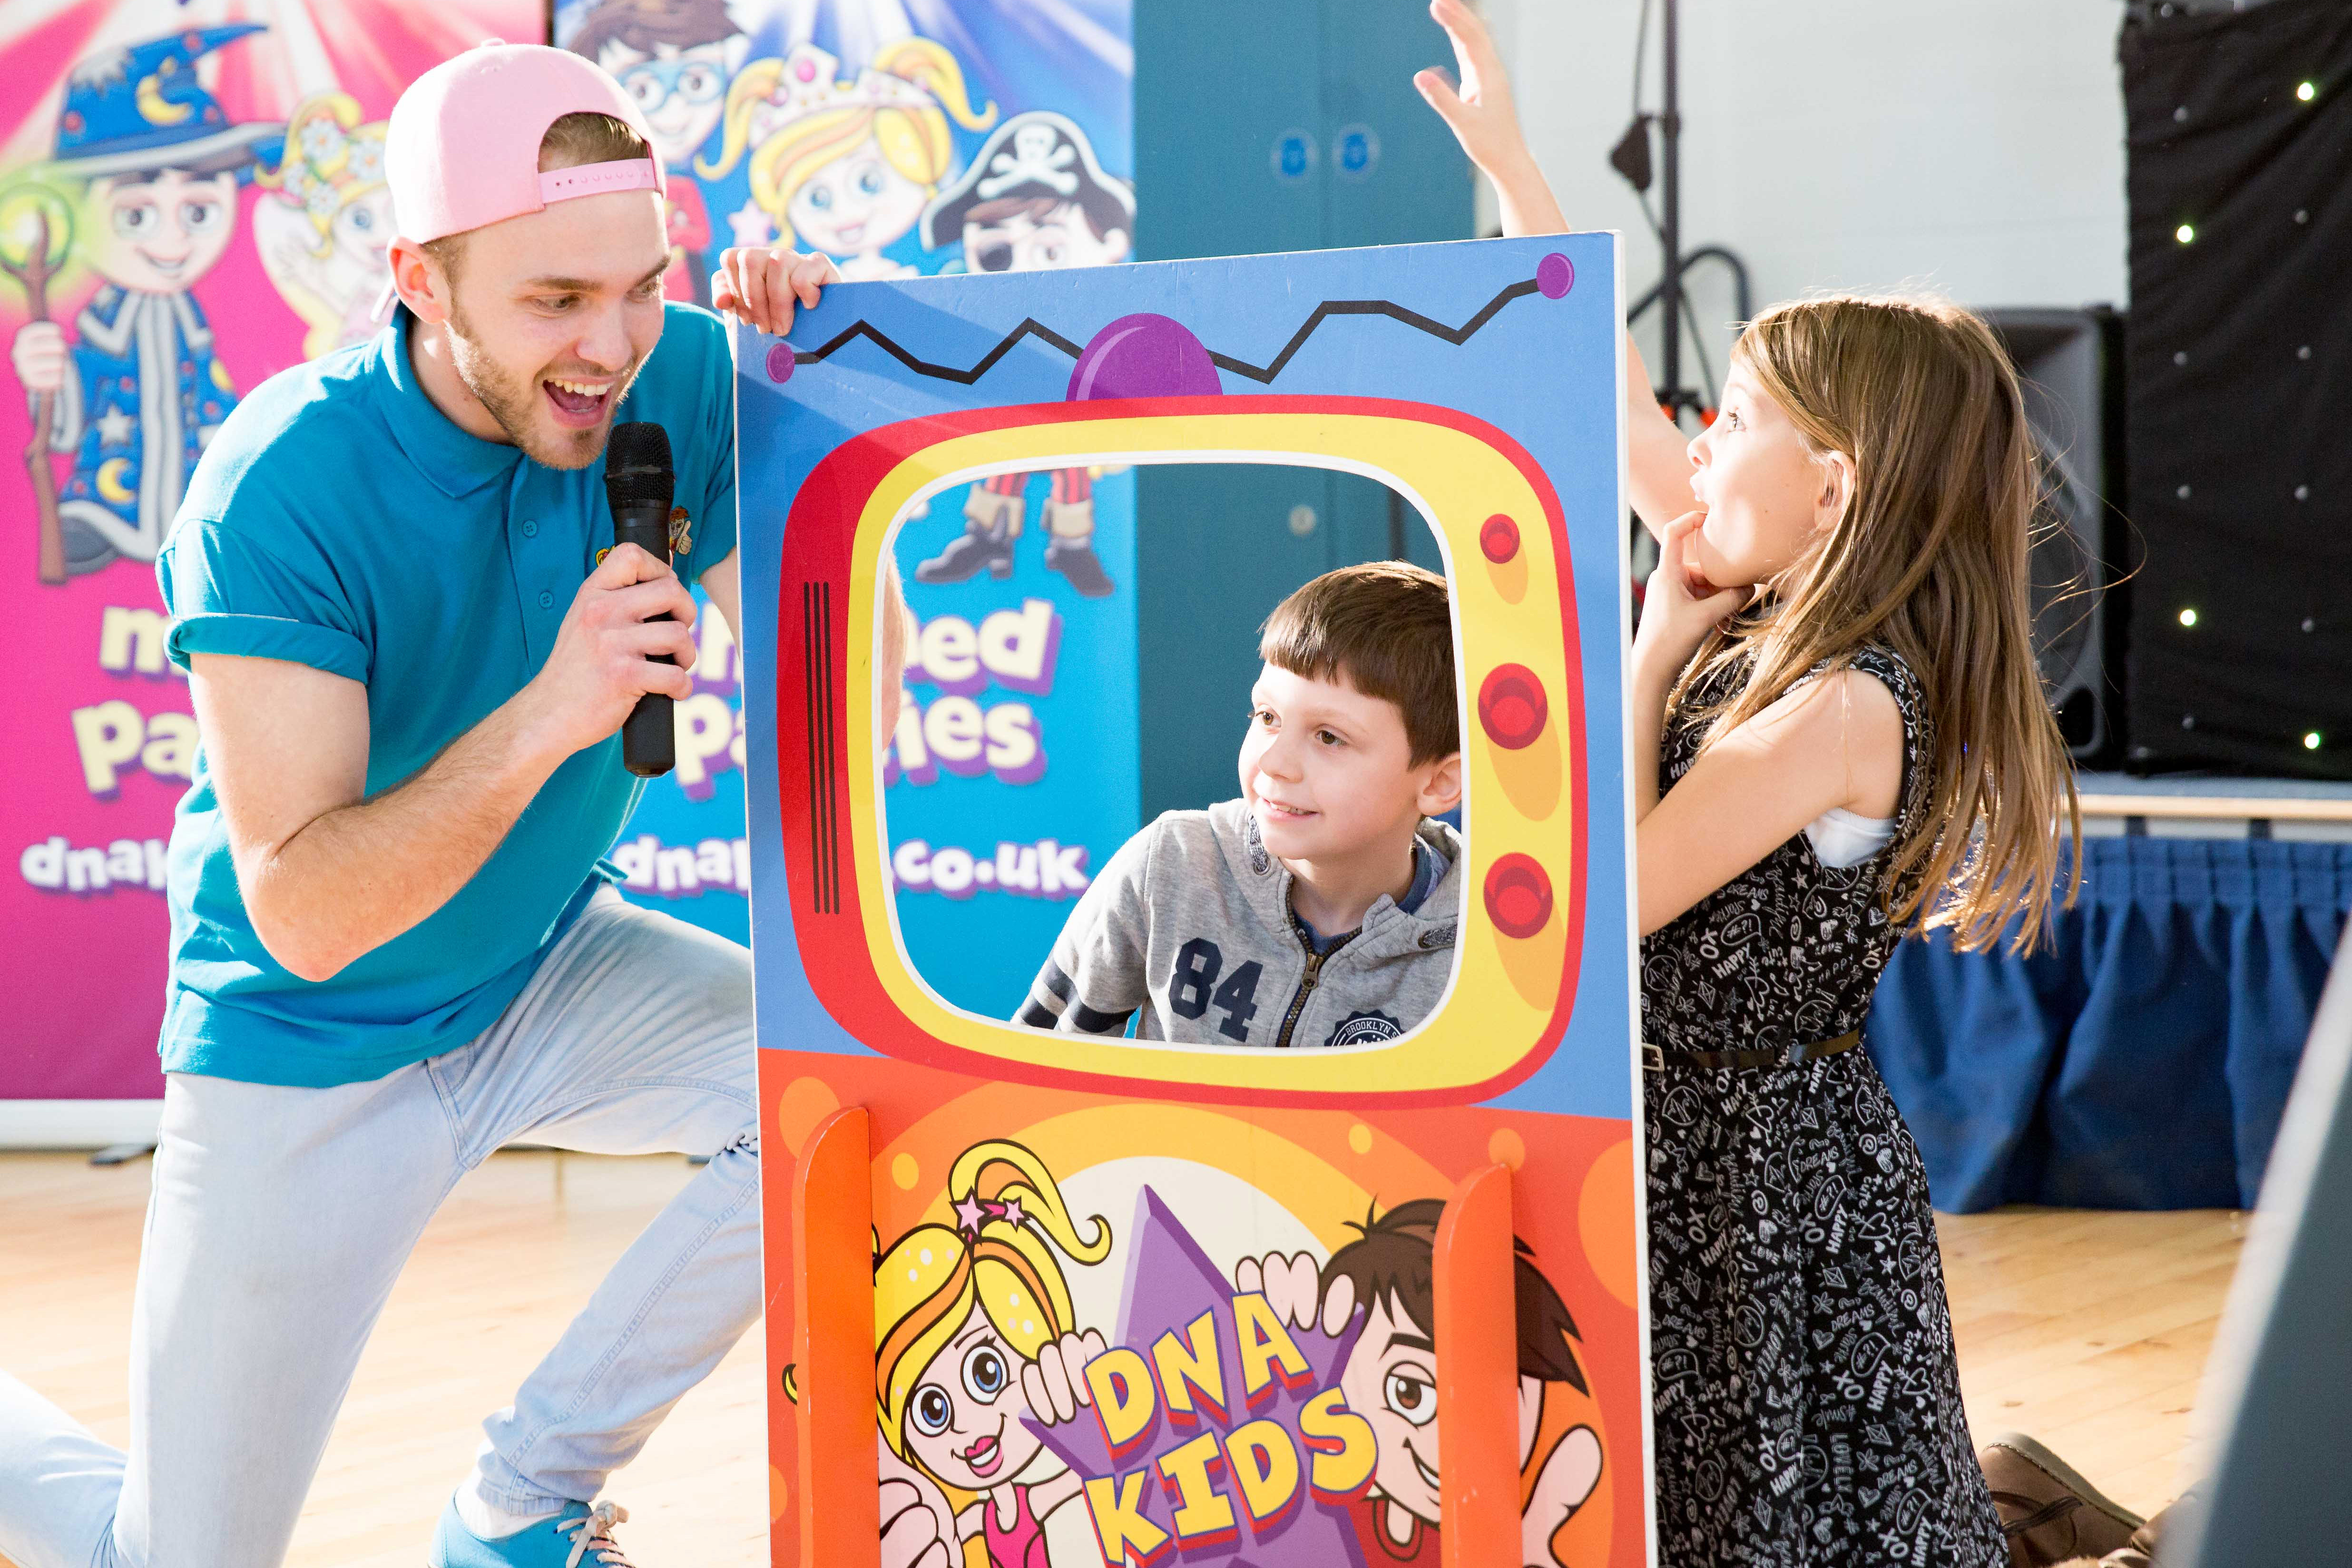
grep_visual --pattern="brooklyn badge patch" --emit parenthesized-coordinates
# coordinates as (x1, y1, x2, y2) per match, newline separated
(1324, 1009, 1404, 1049)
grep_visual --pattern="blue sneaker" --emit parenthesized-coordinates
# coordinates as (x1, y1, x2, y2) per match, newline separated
(429, 1498, 637, 1568)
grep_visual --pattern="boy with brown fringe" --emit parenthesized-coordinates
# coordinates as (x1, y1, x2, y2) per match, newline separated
(1018, 562, 1465, 1048)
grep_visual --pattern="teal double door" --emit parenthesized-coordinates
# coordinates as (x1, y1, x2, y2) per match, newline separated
(1132, 0, 1474, 817)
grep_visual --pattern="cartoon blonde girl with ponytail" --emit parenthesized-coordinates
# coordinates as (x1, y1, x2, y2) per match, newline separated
(871, 1140, 1110, 1568)
(700, 39, 994, 281)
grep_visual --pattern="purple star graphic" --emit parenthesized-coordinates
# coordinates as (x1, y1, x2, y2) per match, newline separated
(1026, 1188, 1369, 1566)
(997, 1194, 1025, 1230)
(952, 1193, 987, 1234)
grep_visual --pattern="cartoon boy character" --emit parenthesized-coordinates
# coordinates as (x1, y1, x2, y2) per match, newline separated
(1239, 1198, 1605, 1567)
(253, 92, 391, 358)
(7, 25, 281, 577)
(698, 39, 993, 283)
(863, 1140, 1111, 1568)
(565, 0, 748, 306)
(912, 112, 1135, 599)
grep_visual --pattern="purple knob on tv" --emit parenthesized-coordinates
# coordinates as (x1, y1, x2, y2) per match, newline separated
(1068, 313, 1224, 401)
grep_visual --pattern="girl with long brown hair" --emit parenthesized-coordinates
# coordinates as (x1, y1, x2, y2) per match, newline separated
(1417, 3, 2078, 1564)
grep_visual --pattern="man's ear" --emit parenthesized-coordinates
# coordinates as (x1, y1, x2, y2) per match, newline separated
(388, 236, 449, 325)
(1102, 227, 1131, 262)
(1419, 752, 1464, 818)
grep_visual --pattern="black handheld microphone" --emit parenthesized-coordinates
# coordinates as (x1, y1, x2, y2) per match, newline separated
(605, 421, 677, 779)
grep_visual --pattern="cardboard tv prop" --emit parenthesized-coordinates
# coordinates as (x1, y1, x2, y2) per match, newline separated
(735, 235, 1645, 1568)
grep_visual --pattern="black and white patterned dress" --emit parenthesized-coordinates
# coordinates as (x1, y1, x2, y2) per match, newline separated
(1640, 643, 2006, 1568)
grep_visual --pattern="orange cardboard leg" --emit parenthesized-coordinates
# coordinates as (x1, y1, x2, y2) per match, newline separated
(794, 1107, 878, 1568)
(1434, 1161, 1518, 1568)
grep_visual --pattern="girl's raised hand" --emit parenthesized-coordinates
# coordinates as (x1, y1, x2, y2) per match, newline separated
(1635, 511, 1747, 677)
(1414, 0, 1531, 179)
(712, 244, 839, 336)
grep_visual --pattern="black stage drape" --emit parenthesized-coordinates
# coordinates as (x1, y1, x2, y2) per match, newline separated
(2121, 0, 2352, 777)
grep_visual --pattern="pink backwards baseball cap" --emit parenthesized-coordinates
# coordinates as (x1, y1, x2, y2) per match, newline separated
(375, 41, 665, 315)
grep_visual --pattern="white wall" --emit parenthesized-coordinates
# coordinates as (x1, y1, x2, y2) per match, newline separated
(1481, 0, 2131, 400)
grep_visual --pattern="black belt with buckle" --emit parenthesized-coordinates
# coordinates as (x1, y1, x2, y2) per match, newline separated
(1641, 1028, 1864, 1073)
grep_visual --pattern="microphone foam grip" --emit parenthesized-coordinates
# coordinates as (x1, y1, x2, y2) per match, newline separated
(605, 421, 675, 512)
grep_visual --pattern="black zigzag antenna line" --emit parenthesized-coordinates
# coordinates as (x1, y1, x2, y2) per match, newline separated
(786, 274, 1545, 387)
(1208, 279, 1542, 384)
(793, 317, 1086, 382)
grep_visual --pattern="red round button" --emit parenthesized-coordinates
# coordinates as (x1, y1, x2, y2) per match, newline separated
(1484, 853, 1554, 940)
(1478, 664, 1548, 750)
(1480, 513, 1520, 563)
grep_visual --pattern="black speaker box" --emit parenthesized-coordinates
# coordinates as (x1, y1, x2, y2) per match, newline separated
(1979, 306, 2129, 766)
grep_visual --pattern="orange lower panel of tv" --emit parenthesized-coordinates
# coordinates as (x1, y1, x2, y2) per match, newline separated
(759, 1049, 1645, 1568)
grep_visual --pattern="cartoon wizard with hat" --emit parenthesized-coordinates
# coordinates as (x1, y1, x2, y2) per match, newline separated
(7, 25, 282, 577)
(914, 112, 1133, 599)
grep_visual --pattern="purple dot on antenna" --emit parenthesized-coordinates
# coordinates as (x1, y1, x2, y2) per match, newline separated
(1537, 253, 1574, 300)
(1068, 313, 1222, 402)
(765, 343, 795, 383)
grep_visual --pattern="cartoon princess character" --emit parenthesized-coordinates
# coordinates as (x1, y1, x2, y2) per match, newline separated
(253, 93, 391, 359)
(697, 39, 994, 281)
(869, 1140, 1110, 1568)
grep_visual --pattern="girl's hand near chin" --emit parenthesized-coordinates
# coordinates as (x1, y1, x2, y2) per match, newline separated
(1634, 510, 1748, 681)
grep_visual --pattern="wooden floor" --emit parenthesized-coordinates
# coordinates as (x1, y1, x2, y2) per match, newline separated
(1, 1151, 2241, 1564)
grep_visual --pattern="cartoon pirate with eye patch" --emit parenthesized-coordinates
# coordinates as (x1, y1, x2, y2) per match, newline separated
(7, 26, 281, 578)
(914, 112, 1133, 599)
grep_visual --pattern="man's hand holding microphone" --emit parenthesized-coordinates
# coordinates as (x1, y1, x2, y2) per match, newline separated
(525, 535, 700, 766)
(523, 245, 839, 776)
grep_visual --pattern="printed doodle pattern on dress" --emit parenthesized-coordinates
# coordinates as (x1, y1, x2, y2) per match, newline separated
(1637, 644, 2008, 1568)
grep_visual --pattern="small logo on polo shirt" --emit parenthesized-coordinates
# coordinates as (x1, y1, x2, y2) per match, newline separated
(593, 508, 691, 570)
(1325, 1009, 1403, 1049)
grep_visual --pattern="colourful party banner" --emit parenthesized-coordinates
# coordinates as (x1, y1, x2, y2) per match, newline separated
(2, 0, 541, 1101)
(6, 1, 1135, 1098)
(553, 0, 1140, 970)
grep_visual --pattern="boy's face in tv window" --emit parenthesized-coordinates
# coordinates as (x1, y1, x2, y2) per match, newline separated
(1239, 663, 1456, 866)
(961, 203, 1129, 274)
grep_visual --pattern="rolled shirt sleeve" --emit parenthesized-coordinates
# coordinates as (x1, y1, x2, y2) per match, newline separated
(160, 515, 370, 684)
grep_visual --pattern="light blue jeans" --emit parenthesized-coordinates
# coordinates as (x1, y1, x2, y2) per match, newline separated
(0, 891, 760, 1568)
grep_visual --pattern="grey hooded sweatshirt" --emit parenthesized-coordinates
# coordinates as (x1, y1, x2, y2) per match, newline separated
(1017, 798, 1463, 1049)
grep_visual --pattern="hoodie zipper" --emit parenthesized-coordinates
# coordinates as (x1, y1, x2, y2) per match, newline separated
(1274, 915, 1356, 1049)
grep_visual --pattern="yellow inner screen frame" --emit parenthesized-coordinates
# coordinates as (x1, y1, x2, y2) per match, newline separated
(845, 409, 1577, 1097)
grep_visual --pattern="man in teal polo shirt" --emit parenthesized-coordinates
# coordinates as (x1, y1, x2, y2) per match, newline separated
(0, 45, 835, 1568)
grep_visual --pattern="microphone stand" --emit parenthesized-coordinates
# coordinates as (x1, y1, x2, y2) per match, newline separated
(1658, 0, 1690, 420)
(1622, 0, 1750, 424)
